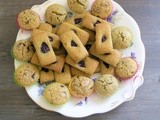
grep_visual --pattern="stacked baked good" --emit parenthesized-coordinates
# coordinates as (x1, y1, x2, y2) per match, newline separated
(12, 0, 138, 105)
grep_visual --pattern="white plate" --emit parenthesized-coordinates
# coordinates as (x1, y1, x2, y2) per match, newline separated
(14, 0, 145, 118)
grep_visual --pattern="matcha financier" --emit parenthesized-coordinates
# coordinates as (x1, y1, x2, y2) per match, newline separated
(17, 9, 40, 30)
(95, 74, 119, 97)
(14, 63, 39, 87)
(43, 82, 70, 105)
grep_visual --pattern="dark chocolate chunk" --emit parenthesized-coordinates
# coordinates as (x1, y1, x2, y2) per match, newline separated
(102, 36, 107, 42)
(41, 67, 49, 72)
(60, 85, 64, 88)
(103, 53, 111, 55)
(31, 73, 35, 79)
(71, 29, 77, 34)
(74, 18, 82, 24)
(71, 40, 78, 47)
(78, 60, 85, 67)
(49, 36, 53, 42)
(103, 62, 110, 68)
(61, 67, 65, 73)
(85, 44, 92, 51)
(52, 25, 56, 28)
(93, 20, 101, 27)
(41, 42, 50, 53)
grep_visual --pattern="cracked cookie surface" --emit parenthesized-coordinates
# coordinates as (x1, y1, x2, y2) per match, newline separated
(95, 74, 119, 96)
(67, 0, 89, 13)
(45, 4, 67, 25)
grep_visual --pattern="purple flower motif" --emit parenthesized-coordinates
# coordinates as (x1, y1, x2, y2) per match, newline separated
(67, 11, 73, 18)
(92, 78, 97, 82)
(105, 10, 119, 23)
(84, 97, 88, 104)
(38, 84, 46, 96)
(76, 101, 83, 106)
(131, 52, 136, 59)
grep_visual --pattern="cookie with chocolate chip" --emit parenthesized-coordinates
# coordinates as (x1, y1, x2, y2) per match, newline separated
(14, 63, 39, 87)
(12, 39, 35, 62)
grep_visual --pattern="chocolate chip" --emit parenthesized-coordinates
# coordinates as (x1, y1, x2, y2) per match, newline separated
(41, 42, 50, 53)
(61, 67, 65, 73)
(85, 44, 92, 51)
(71, 29, 77, 34)
(48, 36, 53, 42)
(93, 20, 101, 27)
(74, 18, 82, 24)
(27, 44, 35, 51)
(52, 25, 56, 28)
(41, 67, 49, 72)
(31, 73, 35, 79)
(78, 60, 85, 67)
(102, 36, 107, 42)
(103, 53, 111, 55)
(103, 62, 110, 68)
(71, 40, 78, 47)
(60, 85, 64, 87)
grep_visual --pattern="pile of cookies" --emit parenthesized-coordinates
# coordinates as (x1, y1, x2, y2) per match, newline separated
(12, 0, 138, 105)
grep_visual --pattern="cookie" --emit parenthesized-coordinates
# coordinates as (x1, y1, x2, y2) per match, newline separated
(81, 13, 110, 31)
(60, 30, 88, 63)
(66, 55, 99, 75)
(66, 12, 86, 28)
(89, 44, 121, 67)
(91, 0, 113, 18)
(17, 9, 40, 30)
(14, 63, 39, 87)
(40, 68, 54, 84)
(100, 61, 115, 75)
(31, 53, 65, 73)
(38, 23, 52, 33)
(32, 33, 57, 66)
(43, 82, 70, 105)
(12, 39, 35, 62)
(57, 22, 89, 45)
(69, 76, 94, 98)
(55, 64, 71, 84)
(67, 0, 89, 13)
(115, 57, 138, 80)
(45, 4, 67, 25)
(112, 26, 133, 49)
(95, 74, 119, 97)
(31, 29, 61, 49)
(95, 23, 113, 54)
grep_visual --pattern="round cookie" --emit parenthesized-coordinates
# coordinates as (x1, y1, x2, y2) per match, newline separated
(43, 82, 70, 105)
(17, 9, 40, 30)
(12, 39, 35, 62)
(95, 74, 119, 97)
(115, 57, 138, 80)
(112, 26, 133, 49)
(91, 0, 112, 18)
(67, 0, 89, 13)
(45, 4, 67, 25)
(69, 76, 94, 98)
(14, 63, 39, 87)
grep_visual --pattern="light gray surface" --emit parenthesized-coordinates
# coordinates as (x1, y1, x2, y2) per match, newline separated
(0, 0, 160, 120)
